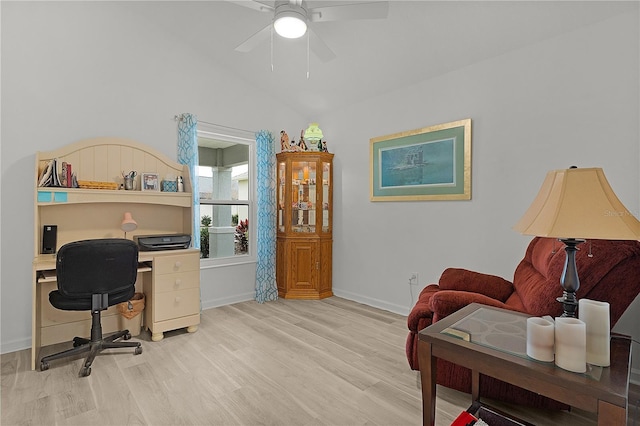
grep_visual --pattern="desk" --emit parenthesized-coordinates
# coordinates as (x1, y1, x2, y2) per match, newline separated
(418, 303, 631, 426)
(32, 138, 200, 371)
(32, 248, 200, 371)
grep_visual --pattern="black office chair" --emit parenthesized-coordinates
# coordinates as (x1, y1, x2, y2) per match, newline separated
(40, 238, 143, 377)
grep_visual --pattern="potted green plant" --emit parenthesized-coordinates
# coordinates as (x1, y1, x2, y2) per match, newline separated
(200, 215, 211, 258)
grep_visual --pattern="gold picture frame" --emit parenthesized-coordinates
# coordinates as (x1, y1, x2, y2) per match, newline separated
(370, 119, 471, 201)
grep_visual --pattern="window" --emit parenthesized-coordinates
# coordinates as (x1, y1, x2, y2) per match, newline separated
(197, 126, 255, 266)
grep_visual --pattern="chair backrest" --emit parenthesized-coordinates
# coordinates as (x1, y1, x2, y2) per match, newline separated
(56, 239, 138, 298)
(510, 237, 640, 325)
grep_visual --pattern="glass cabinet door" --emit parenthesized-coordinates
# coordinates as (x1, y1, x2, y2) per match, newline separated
(291, 161, 316, 233)
(322, 161, 331, 233)
(278, 161, 285, 232)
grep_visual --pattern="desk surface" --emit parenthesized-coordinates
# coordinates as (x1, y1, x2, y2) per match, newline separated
(34, 248, 199, 271)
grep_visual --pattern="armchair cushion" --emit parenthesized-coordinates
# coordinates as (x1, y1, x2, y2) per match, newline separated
(438, 268, 514, 302)
(430, 290, 513, 321)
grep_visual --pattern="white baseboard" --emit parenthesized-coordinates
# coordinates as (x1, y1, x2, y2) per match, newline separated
(201, 292, 255, 311)
(332, 288, 409, 316)
(0, 337, 31, 355)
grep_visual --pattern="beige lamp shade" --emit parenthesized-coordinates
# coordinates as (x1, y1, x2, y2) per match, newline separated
(121, 212, 138, 233)
(514, 167, 640, 240)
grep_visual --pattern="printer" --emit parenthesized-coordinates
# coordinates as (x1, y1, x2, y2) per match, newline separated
(134, 234, 191, 251)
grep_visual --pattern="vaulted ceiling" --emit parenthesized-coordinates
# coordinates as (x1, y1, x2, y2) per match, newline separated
(119, 1, 637, 117)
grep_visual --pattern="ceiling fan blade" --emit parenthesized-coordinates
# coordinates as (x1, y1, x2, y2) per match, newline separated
(235, 24, 272, 53)
(309, 1, 389, 23)
(309, 29, 336, 63)
(224, 0, 274, 13)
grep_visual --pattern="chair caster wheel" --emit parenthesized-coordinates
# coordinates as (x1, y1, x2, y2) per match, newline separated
(80, 366, 91, 377)
(124, 332, 132, 340)
(134, 346, 142, 355)
(40, 361, 49, 371)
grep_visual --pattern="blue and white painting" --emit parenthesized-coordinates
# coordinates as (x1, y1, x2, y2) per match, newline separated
(379, 137, 455, 188)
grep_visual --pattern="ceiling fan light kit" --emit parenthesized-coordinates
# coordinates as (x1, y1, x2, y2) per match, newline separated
(273, 3, 308, 39)
(231, 0, 389, 63)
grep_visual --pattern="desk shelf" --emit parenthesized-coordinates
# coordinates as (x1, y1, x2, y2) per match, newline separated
(37, 188, 191, 208)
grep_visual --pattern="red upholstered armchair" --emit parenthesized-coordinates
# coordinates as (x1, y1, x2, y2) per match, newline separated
(406, 237, 640, 409)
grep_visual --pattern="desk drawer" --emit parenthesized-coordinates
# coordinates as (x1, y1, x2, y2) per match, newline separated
(154, 288, 200, 322)
(154, 270, 199, 293)
(153, 253, 199, 275)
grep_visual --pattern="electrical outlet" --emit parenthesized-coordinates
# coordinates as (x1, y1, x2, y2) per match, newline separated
(409, 273, 418, 285)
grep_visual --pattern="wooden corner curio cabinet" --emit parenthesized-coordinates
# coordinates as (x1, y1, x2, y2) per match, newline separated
(276, 151, 334, 299)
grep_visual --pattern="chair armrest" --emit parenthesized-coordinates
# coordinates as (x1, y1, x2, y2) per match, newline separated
(407, 284, 440, 332)
(438, 268, 514, 302)
(430, 290, 512, 320)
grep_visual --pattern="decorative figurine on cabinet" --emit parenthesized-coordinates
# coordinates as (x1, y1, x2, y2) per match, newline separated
(280, 130, 291, 152)
(322, 140, 328, 152)
(298, 132, 307, 151)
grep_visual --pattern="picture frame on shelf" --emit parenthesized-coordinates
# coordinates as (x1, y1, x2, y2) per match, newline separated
(141, 172, 160, 192)
(370, 118, 471, 201)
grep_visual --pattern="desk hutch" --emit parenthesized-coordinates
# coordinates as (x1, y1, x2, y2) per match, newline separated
(32, 137, 200, 370)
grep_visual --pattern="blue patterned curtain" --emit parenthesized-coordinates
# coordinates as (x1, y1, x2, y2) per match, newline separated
(177, 113, 200, 249)
(255, 130, 278, 303)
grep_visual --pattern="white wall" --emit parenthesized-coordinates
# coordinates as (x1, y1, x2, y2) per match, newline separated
(2, 2, 639, 379)
(0, 1, 304, 352)
(319, 11, 640, 373)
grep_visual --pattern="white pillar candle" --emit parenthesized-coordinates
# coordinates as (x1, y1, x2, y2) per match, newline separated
(554, 317, 586, 373)
(526, 317, 555, 362)
(578, 299, 610, 367)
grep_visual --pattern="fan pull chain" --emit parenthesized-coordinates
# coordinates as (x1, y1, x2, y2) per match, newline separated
(588, 240, 593, 258)
(552, 239, 557, 254)
(306, 31, 310, 79)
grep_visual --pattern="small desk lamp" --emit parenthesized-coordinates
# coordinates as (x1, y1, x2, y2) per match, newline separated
(121, 212, 138, 239)
(514, 167, 640, 317)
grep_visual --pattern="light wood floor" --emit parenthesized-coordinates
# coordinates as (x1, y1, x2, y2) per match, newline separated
(1, 297, 638, 425)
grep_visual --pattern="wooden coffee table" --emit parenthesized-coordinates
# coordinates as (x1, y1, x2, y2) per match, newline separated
(418, 303, 631, 426)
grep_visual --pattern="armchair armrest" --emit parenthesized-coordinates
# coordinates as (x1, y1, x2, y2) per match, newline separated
(430, 290, 511, 320)
(439, 268, 514, 302)
(407, 284, 439, 332)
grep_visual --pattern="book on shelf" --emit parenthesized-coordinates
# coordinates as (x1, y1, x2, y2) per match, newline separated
(66, 163, 72, 188)
(61, 162, 68, 187)
(38, 160, 54, 187)
(38, 159, 74, 188)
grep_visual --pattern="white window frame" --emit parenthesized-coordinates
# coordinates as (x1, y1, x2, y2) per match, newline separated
(197, 124, 256, 269)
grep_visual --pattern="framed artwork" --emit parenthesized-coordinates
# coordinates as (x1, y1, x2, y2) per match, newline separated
(141, 172, 160, 192)
(370, 119, 471, 201)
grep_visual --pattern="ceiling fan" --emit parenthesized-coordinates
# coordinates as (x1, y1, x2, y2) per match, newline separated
(227, 0, 389, 62)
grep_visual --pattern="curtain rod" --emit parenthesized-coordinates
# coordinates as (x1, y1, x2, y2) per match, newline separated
(174, 114, 256, 135)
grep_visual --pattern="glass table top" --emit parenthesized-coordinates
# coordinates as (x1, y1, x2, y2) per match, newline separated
(441, 307, 603, 380)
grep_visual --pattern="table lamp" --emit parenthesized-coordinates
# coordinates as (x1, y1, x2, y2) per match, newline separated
(304, 123, 323, 151)
(121, 212, 138, 239)
(513, 167, 640, 317)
